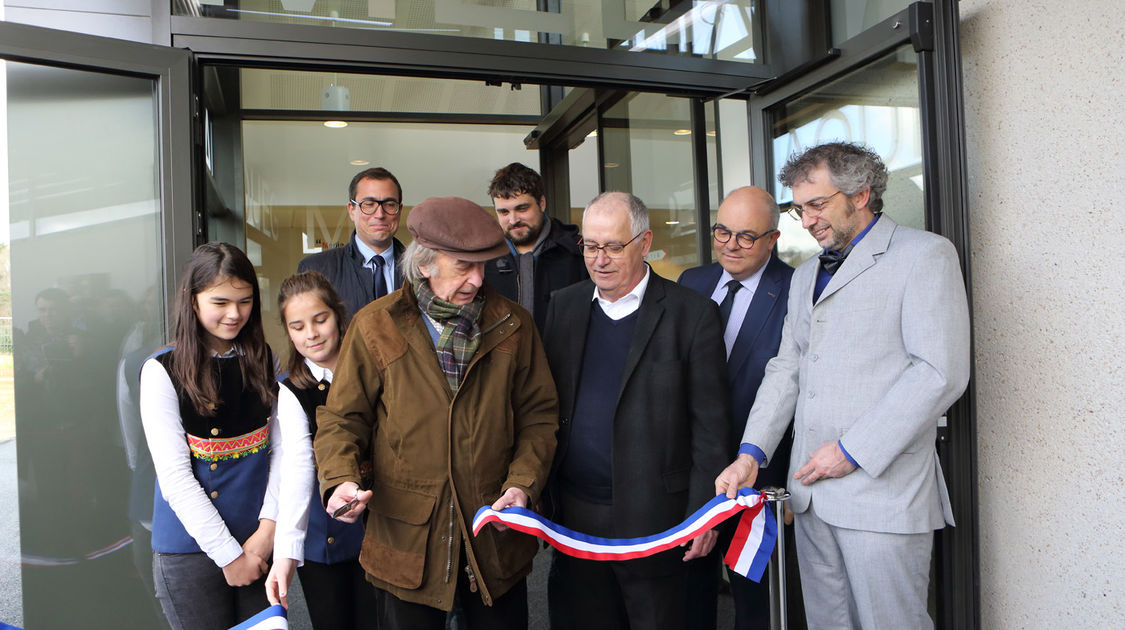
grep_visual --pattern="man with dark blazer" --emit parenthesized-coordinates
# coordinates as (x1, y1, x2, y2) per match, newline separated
(542, 191, 729, 630)
(483, 162, 587, 332)
(678, 186, 798, 630)
(298, 167, 406, 318)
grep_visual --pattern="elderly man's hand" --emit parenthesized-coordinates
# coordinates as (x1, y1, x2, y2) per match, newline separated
(715, 453, 760, 499)
(488, 487, 529, 531)
(326, 481, 372, 523)
(681, 529, 718, 561)
(793, 441, 856, 486)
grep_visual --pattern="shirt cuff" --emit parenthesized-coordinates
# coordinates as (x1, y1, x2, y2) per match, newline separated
(209, 537, 247, 568)
(838, 440, 860, 468)
(738, 443, 767, 465)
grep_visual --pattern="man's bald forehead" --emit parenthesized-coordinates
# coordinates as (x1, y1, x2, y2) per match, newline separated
(718, 186, 779, 229)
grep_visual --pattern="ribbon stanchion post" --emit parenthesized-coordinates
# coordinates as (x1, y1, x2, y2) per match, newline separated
(472, 487, 778, 582)
(762, 486, 792, 630)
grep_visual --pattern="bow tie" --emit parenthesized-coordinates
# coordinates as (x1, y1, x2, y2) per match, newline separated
(819, 245, 854, 275)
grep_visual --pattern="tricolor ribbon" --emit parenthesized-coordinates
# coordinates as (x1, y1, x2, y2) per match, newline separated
(229, 605, 287, 630)
(472, 487, 777, 582)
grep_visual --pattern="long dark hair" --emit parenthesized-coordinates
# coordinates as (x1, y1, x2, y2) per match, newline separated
(169, 242, 277, 416)
(278, 271, 348, 390)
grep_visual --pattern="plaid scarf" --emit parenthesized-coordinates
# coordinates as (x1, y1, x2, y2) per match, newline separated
(414, 279, 484, 394)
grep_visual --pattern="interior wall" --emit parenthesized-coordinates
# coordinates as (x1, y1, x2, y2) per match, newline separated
(959, 1, 1125, 626)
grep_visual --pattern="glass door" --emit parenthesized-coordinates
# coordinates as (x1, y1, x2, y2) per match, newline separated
(0, 20, 191, 629)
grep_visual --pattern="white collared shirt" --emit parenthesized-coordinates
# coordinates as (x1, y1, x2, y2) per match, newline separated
(354, 234, 395, 293)
(591, 265, 651, 321)
(710, 264, 767, 357)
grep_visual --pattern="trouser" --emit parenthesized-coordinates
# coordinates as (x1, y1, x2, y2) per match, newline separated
(684, 518, 806, 630)
(794, 502, 933, 630)
(547, 491, 688, 630)
(372, 558, 527, 630)
(152, 552, 268, 630)
(298, 558, 378, 630)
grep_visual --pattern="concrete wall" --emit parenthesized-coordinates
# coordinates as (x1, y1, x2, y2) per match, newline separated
(959, 1, 1125, 626)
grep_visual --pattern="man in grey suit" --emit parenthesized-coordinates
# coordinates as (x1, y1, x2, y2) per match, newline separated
(715, 142, 970, 629)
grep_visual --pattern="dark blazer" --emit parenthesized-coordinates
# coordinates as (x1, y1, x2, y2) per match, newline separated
(484, 217, 588, 332)
(678, 255, 794, 488)
(543, 271, 729, 574)
(297, 233, 406, 320)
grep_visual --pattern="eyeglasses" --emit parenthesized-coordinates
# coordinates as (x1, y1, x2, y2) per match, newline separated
(786, 190, 843, 220)
(712, 225, 777, 249)
(580, 231, 645, 259)
(351, 197, 402, 216)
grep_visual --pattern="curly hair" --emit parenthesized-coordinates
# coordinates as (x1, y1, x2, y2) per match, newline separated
(487, 162, 544, 202)
(778, 142, 889, 213)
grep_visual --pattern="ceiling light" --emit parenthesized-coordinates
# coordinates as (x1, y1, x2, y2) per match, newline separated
(350, 159, 370, 166)
(665, 220, 680, 225)
(706, 130, 717, 137)
(603, 162, 620, 168)
(673, 129, 691, 136)
(324, 120, 348, 128)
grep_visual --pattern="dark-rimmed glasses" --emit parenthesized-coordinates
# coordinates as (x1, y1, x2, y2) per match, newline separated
(711, 225, 777, 249)
(351, 197, 402, 216)
(580, 231, 645, 259)
(786, 190, 842, 220)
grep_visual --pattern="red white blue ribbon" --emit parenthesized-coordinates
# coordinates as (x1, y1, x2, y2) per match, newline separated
(229, 605, 287, 630)
(472, 487, 777, 582)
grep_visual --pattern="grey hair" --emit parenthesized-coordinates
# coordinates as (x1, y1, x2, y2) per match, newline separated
(778, 142, 889, 213)
(400, 241, 439, 286)
(584, 191, 650, 235)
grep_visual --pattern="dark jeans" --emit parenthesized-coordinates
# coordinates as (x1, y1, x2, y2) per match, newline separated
(152, 552, 269, 630)
(298, 559, 378, 630)
(373, 561, 527, 630)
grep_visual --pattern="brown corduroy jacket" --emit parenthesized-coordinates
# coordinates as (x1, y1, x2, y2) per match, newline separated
(314, 283, 558, 611)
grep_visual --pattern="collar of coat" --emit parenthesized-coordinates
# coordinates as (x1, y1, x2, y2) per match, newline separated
(388, 282, 522, 360)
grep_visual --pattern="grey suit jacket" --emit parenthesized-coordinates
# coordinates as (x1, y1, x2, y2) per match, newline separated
(741, 215, 970, 534)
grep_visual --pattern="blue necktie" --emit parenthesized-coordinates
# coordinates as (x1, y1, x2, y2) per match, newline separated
(372, 255, 388, 299)
(718, 279, 742, 329)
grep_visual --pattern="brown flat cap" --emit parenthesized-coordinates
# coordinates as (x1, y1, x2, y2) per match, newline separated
(407, 196, 508, 262)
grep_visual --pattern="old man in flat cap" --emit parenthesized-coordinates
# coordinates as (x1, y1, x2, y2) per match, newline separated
(315, 196, 559, 630)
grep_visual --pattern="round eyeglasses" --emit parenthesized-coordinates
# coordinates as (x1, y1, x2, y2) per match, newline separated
(351, 197, 402, 216)
(711, 225, 777, 249)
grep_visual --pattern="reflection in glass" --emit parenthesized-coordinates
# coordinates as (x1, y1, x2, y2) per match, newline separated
(601, 93, 698, 279)
(4, 60, 167, 629)
(175, 0, 762, 63)
(769, 47, 922, 267)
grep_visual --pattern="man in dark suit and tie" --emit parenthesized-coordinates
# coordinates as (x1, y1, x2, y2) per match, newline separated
(543, 191, 729, 630)
(298, 167, 406, 318)
(678, 186, 797, 630)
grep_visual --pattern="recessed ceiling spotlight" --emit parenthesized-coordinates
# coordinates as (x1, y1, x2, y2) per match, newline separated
(603, 162, 620, 168)
(324, 120, 348, 128)
(706, 130, 717, 137)
(350, 159, 370, 166)
(673, 128, 691, 135)
(665, 220, 680, 225)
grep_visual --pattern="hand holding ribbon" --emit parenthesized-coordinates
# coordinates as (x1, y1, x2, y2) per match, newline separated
(473, 488, 777, 582)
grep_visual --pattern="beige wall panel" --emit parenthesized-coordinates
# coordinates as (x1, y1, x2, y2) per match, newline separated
(960, 1, 1125, 626)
